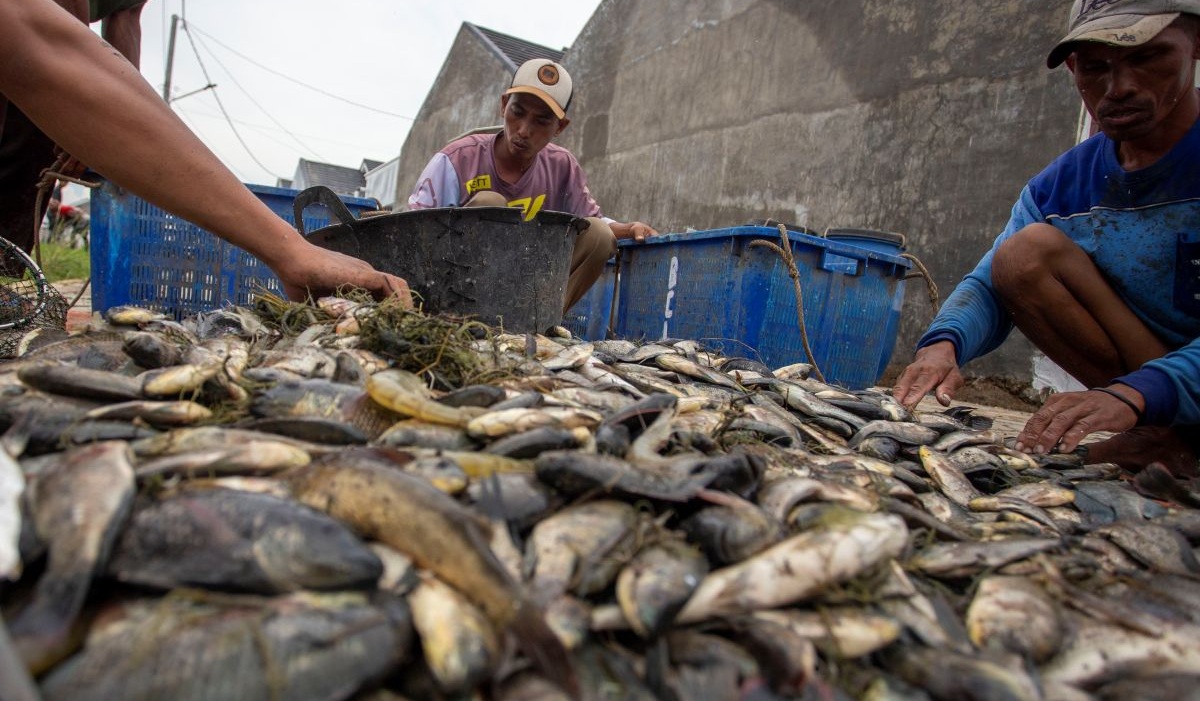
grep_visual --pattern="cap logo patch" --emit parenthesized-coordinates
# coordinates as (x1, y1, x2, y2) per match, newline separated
(538, 65, 560, 86)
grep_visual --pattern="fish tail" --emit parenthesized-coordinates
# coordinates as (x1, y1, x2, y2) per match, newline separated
(511, 599, 580, 699)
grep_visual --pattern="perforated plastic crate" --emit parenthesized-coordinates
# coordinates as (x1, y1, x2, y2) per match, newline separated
(562, 258, 616, 341)
(613, 226, 911, 389)
(89, 182, 377, 319)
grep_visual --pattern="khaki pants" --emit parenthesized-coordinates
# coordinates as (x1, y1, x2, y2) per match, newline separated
(464, 192, 616, 315)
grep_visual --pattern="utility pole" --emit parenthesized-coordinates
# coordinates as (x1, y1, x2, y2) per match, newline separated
(162, 14, 179, 102)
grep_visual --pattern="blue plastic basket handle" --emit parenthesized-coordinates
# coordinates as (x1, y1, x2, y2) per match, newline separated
(293, 185, 360, 236)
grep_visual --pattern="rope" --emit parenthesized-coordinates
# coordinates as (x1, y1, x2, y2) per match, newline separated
(33, 153, 102, 311)
(899, 252, 940, 316)
(748, 223, 826, 383)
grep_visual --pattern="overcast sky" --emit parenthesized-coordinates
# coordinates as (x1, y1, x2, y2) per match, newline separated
(118, 0, 601, 187)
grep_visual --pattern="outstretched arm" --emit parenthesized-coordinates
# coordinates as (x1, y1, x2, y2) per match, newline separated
(0, 0, 410, 304)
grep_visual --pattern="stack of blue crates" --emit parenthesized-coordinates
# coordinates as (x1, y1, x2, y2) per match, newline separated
(575, 225, 910, 389)
(89, 182, 377, 319)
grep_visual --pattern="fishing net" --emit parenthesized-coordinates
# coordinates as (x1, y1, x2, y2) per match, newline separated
(0, 235, 69, 359)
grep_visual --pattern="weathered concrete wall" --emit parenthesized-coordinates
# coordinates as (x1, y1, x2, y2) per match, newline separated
(558, 0, 1082, 384)
(392, 27, 512, 208)
(395, 1, 1084, 384)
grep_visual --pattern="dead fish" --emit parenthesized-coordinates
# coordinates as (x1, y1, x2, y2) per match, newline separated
(719, 614, 816, 696)
(534, 451, 755, 503)
(130, 426, 328, 459)
(968, 495, 1065, 535)
(615, 536, 708, 638)
(0, 614, 40, 701)
(437, 384, 509, 408)
(466, 407, 601, 440)
(410, 572, 501, 694)
(376, 420, 476, 451)
(134, 440, 312, 480)
(367, 369, 485, 427)
(238, 416, 369, 445)
(679, 492, 781, 565)
(83, 399, 212, 427)
(39, 592, 412, 701)
(139, 361, 223, 397)
(524, 500, 640, 605)
(849, 420, 941, 448)
(408, 451, 472, 489)
(966, 575, 1062, 663)
(932, 429, 1004, 453)
(883, 644, 1042, 701)
(908, 538, 1061, 578)
(676, 509, 907, 623)
(485, 426, 581, 458)
(466, 472, 560, 532)
(919, 445, 982, 507)
(103, 305, 168, 326)
(107, 486, 383, 593)
(17, 363, 143, 402)
(10, 441, 135, 674)
(284, 457, 577, 696)
(771, 380, 867, 431)
(621, 343, 679, 363)
(654, 354, 743, 391)
(1092, 521, 1200, 575)
(743, 607, 901, 659)
(252, 378, 403, 439)
(1041, 609, 1200, 688)
(542, 342, 595, 371)
(0, 445, 22, 579)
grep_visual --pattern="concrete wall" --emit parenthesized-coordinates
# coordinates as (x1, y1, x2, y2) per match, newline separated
(392, 26, 512, 208)
(557, 0, 1081, 384)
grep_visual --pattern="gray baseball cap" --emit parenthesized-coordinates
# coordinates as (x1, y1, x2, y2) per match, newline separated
(1047, 0, 1200, 68)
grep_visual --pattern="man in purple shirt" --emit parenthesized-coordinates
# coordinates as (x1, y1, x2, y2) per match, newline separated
(409, 58, 656, 314)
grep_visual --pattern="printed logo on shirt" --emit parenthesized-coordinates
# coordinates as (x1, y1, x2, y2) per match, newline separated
(466, 175, 492, 195)
(508, 195, 546, 221)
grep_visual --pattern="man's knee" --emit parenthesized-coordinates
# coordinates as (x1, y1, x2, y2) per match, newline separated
(463, 190, 507, 208)
(578, 217, 617, 259)
(992, 223, 1075, 294)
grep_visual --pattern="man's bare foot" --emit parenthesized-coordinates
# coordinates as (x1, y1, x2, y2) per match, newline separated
(1082, 426, 1199, 477)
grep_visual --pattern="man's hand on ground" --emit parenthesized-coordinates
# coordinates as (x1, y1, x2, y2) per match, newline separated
(892, 340, 963, 410)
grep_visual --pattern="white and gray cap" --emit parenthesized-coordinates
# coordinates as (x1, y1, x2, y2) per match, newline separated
(504, 58, 573, 119)
(1047, 0, 1200, 67)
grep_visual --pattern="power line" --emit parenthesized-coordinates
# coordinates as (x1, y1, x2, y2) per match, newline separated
(188, 30, 327, 162)
(180, 19, 282, 180)
(177, 104, 392, 153)
(187, 22, 415, 121)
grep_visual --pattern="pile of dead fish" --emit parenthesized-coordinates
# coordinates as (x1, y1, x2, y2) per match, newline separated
(1, 298, 1199, 701)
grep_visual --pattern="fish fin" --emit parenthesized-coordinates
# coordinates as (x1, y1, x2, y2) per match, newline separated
(511, 599, 580, 699)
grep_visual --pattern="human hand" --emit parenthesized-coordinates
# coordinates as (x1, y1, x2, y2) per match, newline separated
(613, 221, 657, 243)
(891, 341, 963, 410)
(275, 242, 412, 307)
(1014, 386, 1142, 455)
(628, 222, 657, 243)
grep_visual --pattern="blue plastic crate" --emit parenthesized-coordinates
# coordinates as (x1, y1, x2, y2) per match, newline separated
(562, 258, 616, 340)
(89, 182, 377, 319)
(613, 226, 911, 389)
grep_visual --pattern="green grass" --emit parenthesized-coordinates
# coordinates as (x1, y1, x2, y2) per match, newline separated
(37, 242, 90, 282)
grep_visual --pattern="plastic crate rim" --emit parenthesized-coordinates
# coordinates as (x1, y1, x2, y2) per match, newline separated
(617, 225, 911, 267)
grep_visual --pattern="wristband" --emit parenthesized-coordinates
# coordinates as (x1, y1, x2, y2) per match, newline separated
(1089, 387, 1144, 425)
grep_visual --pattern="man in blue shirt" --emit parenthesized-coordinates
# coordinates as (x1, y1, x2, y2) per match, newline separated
(894, 0, 1200, 476)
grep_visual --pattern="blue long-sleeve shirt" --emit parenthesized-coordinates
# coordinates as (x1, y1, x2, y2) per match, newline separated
(918, 117, 1200, 426)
